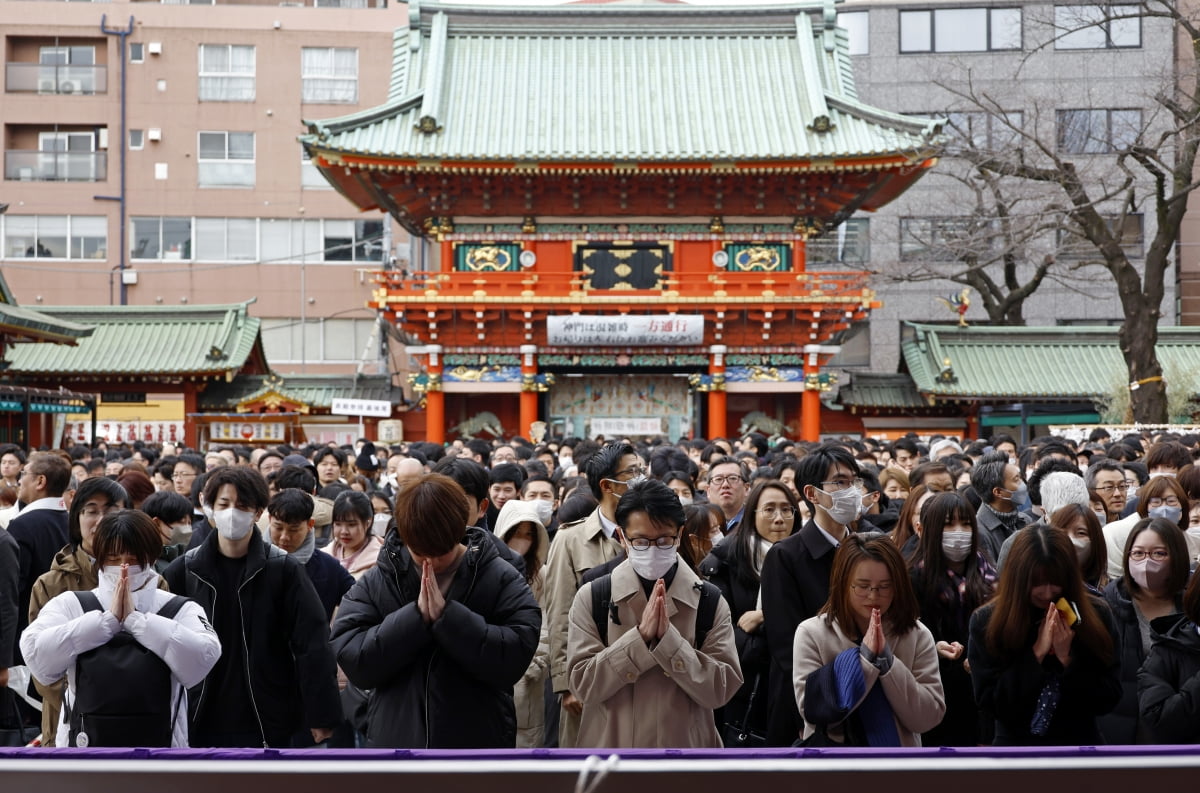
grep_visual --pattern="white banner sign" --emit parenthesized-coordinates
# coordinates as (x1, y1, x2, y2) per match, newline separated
(65, 421, 186, 445)
(590, 418, 665, 437)
(331, 398, 392, 418)
(547, 315, 704, 346)
(209, 422, 287, 443)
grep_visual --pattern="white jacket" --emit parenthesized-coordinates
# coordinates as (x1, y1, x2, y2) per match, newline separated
(20, 571, 221, 747)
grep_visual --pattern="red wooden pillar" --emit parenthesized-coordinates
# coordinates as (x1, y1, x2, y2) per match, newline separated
(519, 344, 539, 439)
(707, 344, 727, 439)
(425, 345, 446, 445)
(184, 382, 199, 449)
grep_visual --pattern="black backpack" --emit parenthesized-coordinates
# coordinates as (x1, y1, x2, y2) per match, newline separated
(590, 574, 721, 649)
(66, 591, 189, 748)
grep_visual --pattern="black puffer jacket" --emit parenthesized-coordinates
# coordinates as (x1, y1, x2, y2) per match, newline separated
(1138, 614, 1200, 743)
(163, 529, 342, 746)
(330, 527, 541, 748)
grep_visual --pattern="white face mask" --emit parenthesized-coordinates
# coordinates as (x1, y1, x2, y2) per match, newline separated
(1186, 525, 1200, 540)
(532, 499, 554, 526)
(371, 514, 390, 537)
(626, 544, 678, 581)
(214, 507, 256, 541)
(941, 531, 973, 563)
(1093, 510, 1108, 525)
(1071, 536, 1091, 566)
(677, 496, 694, 508)
(100, 564, 158, 594)
(822, 486, 862, 526)
(201, 503, 214, 523)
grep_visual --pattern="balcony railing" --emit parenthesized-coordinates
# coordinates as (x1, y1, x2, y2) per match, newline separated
(5, 63, 108, 95)
(5, 150, 108, 182)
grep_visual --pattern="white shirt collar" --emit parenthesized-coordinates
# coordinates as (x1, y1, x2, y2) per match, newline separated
(18, 496, 67, 515)
(598, 510, 618, 539)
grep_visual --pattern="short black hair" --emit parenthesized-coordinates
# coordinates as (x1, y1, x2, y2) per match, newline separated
(332, 489, 374, 524)
(892, 438, 920, 457)
(268, 488, 315, 523)
(314, 446, 347, 467)
(274, 464, 317, 494)
(615, 478, 686, 532)
(794, 444, 860, 513)
(466, 439, 492, 466)
(432, 456, 490, 504)
(202, 466, 269, 511)
(175, 453, 205, 477)
(585, 442, 637, 500)
(489, 462, 526, 488)
(649, 445, 691, 480)
(92, 510, 164, 569)
(140, 490, 193, 525)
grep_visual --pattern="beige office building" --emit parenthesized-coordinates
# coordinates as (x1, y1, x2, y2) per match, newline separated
(0, 0, 410, 376)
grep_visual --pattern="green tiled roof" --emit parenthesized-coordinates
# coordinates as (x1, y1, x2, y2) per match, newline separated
(838, 373, 929, 409)
(901, 322, 1200, 401)
(199, 374, 399, 412)
(303, 1, 940, 164)
(4, 302, 265, 378)
(0, 270, 93, 345)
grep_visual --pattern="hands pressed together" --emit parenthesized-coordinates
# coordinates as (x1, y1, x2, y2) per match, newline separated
(1033, 602, 1074, 666)
(108, 563, 136, 624)
(416, 559, 446, 625)
(864, 607, 887, 656)
(637, 578, 670, 644)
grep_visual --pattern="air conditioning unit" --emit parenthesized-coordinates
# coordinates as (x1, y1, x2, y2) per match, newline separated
(98, 128, 109, 149)
(18, 168, 33, 181)
(148, 42, 162, 55)
(279, 2, 304, 6)
(147, 128, 162, 141)
(59, 80, 76, 94)
(38, 79, 56, 93)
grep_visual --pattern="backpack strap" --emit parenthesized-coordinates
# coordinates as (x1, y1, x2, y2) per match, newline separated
(590, 574, 614, 646)
(156, 595, 190, 621)
(74, 591, 103, 613)
(693, 581, 721, 651)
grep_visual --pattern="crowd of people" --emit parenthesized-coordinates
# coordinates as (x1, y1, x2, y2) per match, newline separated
(1, 428, 1200, 749)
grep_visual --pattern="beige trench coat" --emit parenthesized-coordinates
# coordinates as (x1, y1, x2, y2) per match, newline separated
(792, 614, 945, 746)
(544, 509, 623, 692)
(567, 558, 743, 748)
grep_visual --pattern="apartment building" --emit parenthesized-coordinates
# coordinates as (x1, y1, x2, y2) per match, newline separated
(0, 0, 410, 376)
(822, 1, 1176, 376)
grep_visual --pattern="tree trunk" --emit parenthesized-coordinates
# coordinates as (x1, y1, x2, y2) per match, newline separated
(1119, 305, 1168, 424)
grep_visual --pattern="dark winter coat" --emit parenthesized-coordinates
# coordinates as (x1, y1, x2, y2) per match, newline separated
(759, 520, 837, 746)
(967, 598, 1122, 745)
(330, 526, 541, 749)
(1100, 578, 1181, 744)
(701, 538, 769, 737)
(162, 530, 342, 746)
(1137, 613, 1200, 744)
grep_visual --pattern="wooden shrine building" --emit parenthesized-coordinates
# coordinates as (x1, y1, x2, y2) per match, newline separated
(303, 0, 940, 443)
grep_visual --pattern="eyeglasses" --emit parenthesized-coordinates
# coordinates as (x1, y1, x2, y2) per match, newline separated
(709, 475, 745, 486)
(615, 465, 647, 479)
(81, 505, 120, 519)
(757, 506, 795, 519)
(626, 536, 677, 551)
(1147, 498, 1181, 508)
(172, 471, 196, 481)
(850, 582, 894, 598)
(1129, 549, 1169, 562)
(1092, 483, 1122, 494)
(820, 477, 864, 493)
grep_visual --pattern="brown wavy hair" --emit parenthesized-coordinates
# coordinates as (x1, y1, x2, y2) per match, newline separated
(983, 524, 1113, 663)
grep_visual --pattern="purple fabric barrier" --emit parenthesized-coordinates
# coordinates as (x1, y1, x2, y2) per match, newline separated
(1, 745, 1200, 760)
